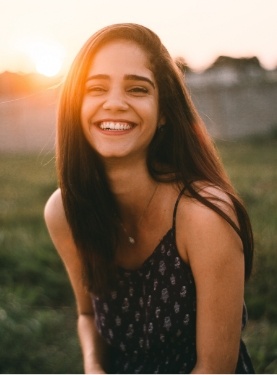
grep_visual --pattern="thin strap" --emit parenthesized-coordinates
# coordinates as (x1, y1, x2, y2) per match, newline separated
(172, 187, 186, 229)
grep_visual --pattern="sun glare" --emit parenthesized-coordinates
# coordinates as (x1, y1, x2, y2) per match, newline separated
(25, 40, 65, 77)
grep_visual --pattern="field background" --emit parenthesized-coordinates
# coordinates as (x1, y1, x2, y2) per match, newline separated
(0, 135, 276, 373)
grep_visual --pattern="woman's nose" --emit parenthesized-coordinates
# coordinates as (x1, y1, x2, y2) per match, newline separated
(102, 89, 129, 111)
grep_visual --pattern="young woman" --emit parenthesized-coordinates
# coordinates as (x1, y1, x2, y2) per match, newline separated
(44, 23, 255, 373)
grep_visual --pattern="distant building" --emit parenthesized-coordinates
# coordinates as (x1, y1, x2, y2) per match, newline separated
(185, 56, 277, 139)
(186, 56, 267, 88)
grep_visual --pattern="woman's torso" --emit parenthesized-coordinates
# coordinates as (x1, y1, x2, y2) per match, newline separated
(92, 188, 254, 374)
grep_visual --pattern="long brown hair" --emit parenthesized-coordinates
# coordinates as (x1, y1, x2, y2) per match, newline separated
(57, 23, 253, 295)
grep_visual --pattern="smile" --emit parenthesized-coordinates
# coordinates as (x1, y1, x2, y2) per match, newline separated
(99, 121, 134, 131)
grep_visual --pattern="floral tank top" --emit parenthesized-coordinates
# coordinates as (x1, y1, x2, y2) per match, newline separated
(92, 190, 255, 373)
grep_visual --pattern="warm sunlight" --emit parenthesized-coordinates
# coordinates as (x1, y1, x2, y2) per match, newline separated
(25, 39, 65, 77)
(2, 0, 277, 75)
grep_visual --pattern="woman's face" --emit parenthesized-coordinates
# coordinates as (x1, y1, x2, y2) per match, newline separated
(80, 39, 164, 162)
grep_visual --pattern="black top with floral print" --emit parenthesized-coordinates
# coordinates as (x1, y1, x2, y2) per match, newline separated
(92, 191, 255, 374)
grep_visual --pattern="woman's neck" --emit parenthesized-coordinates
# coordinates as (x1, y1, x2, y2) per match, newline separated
(103, 156, 157, 219)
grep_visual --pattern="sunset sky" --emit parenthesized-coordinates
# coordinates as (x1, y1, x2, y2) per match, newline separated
(1, 0, 277, 77)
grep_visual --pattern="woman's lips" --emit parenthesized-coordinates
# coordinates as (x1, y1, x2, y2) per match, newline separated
(98, 121, 134, 131)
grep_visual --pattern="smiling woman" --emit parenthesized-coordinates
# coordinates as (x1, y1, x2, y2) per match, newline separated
(24, 40, 64, 77)
(44, 23, 255, 374)
(80, 40, 162, 160)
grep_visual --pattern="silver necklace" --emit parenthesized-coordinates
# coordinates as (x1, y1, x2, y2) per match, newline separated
(119, 184, 159, 245)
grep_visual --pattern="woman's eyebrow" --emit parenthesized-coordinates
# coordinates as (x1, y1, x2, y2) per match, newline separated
(86, 74, 155, 89)
(86, 74, 109, 82)
(125, 74, 155, 88)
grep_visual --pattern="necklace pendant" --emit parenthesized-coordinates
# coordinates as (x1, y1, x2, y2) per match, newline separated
(128, 236, 135, 245)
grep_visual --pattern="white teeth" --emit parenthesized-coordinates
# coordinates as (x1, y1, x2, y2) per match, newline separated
(99, 122, 132, 131)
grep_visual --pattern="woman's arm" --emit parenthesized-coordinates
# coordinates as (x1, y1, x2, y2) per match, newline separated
(78, 314, 107, 374)
(177, 187, 245, 374)
(44, 189, 108, 374)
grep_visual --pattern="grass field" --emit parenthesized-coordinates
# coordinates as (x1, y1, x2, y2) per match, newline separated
(0, 136, 276, 373)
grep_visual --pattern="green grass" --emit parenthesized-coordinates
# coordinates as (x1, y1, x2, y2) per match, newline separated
(0, 154, 82, 374)
(0, 136, 276, 373)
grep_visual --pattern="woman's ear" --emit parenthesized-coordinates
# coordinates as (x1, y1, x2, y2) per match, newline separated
(157, 115, 167, 132)
(158, 114, 166, 127)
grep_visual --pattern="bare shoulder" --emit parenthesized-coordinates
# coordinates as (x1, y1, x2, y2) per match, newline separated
(44, 188, 75, 260)
(44, 188, 69, 234)
(176, 182, 243, 266)
(182, 181, 238, 224)
(193, 181, 234, 207)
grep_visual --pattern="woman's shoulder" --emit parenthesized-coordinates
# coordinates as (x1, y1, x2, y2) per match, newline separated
(176, 181, 242, 264)
(44, 188, 70, 238)
(176, 181, 234, 231)
(44, 188, 63, 222)
(181, 181, 236, 218)
(44, 189, 80, 264)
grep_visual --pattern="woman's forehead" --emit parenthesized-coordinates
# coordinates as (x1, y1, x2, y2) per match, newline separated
(87, 39, 155, 78)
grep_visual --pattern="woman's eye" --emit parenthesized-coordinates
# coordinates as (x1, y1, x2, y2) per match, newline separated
(86, 86, 106, 95)
(128, 86, 149, 95)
